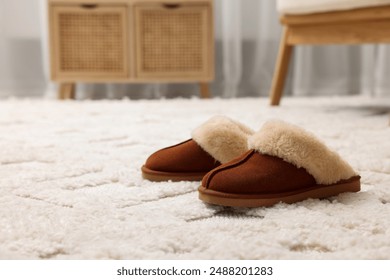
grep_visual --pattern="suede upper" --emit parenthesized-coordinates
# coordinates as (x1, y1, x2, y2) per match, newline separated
(202, 150, 317, 195)
(145, 139, 220, 173)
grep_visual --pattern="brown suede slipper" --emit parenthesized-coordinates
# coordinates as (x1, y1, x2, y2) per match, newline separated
(199, 120, 361, 207)
(142, 116, 254, 181)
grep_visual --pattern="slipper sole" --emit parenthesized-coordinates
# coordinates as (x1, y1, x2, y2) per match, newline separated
(198, 177, 361, 207)
(141, 165, 206, 182)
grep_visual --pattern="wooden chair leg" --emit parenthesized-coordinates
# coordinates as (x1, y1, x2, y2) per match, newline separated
(58, 83, 76, 100)
(269, 27, 293, 106)
(199, 82, 211, 99)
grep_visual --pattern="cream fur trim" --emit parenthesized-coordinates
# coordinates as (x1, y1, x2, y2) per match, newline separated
(248, 120, 357, 185)
(192, 116, 254, 163)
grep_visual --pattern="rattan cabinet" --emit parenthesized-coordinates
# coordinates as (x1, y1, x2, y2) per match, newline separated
(48, 0, 214, 99)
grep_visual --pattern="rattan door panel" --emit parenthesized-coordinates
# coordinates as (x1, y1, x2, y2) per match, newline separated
(51, 5, 129, 80)
(134, 4, 212, 79)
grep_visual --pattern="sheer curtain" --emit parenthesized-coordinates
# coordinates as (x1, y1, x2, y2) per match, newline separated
(0, 0, 46, 97)
(0, 0, 389, 98)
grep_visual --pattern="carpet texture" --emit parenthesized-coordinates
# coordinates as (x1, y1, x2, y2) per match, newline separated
(0, 96, 389, 259)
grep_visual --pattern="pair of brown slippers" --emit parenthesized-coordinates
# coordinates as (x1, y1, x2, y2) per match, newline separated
(142, 116, 361, 208)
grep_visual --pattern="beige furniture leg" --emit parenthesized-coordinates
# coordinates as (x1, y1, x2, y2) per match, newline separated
(58, 83, 76, 100)
(269, 28, 293, 106)
(199, 82, 211, 99)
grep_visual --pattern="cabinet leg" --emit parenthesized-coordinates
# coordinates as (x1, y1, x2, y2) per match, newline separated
(199, 82, 211, 99)
(58, 83, 76, 100)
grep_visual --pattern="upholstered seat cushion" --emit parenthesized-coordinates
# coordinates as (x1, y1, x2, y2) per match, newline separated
(278, 0, 390, 15)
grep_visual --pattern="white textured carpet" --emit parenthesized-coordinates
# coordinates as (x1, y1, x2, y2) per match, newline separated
(1, 96, 390, 260)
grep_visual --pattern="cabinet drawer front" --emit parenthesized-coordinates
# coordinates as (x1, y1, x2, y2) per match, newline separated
(134, 3, 213, 80)
(50, 5, 129, 80)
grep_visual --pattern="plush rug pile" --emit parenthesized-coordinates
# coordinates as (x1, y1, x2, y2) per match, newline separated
(0, 96, 389, 259)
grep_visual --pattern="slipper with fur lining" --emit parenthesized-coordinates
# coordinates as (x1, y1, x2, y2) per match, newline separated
(142, 116, 254, 181)
(199, 120, 361, 207)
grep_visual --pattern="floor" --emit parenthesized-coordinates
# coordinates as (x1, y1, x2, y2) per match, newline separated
(0, 96, 389, 259)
